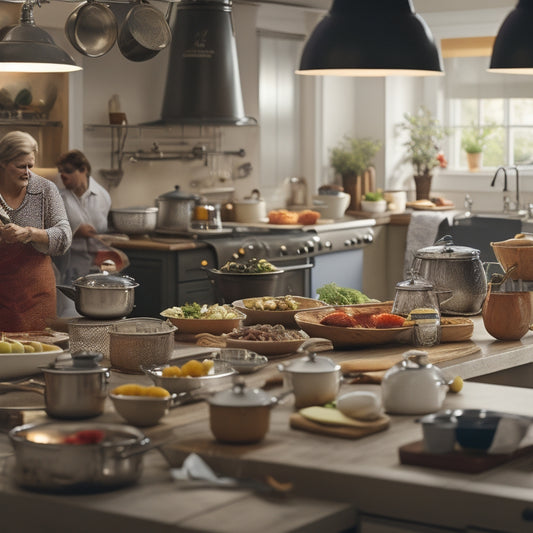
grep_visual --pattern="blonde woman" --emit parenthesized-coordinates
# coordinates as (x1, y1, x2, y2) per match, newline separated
(0, 131, 72, 331)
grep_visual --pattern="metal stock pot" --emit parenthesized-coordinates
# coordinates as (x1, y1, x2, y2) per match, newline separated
(8, 422, 150, 492)
(411, 236, 487, 316)
(57, 272, 139, 319)
(155, 185, 200, 232)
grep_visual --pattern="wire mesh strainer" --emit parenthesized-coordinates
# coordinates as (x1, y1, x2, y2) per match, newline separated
(68, 318, 119, 358)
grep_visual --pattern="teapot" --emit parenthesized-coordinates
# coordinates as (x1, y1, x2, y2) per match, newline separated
(381, 350, 449, 415)
(392, 271, 452, 316)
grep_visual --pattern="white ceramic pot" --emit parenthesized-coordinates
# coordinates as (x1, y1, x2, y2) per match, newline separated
(278, 349, 341, 409)
(312, 192, 350, 219)
(383, 190, 407, 213)
(360, 199, 387, 214)
(233, 189, 267, 223)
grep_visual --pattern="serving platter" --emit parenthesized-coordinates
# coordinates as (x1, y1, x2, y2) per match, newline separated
(232, 296, 328, 327)
(0, 347, 64, 380)
(162, 311, 246, 335)
(224, 337, 308, 357)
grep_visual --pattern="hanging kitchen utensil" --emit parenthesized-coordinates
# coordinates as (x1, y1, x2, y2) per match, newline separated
(65, 0, 118, 58)
(118, 0, 171, 62)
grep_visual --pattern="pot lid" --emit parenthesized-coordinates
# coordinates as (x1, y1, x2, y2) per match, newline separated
(284, 352, 339, 373)
(42, 351, 108, 374)
(383, 350, 446, 381)
(73, 272, 138, 288)
(208, 379, 273, 407)
(415, 235, 480, 260)
(157, 185, 200, 202)
(396, 271, 434, 291)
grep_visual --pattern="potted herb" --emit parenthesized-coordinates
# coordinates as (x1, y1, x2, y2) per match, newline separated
(400, 106, 448, 200)
(361, 190, 387, 214)
(461, 123, 495, 172)
(329, 136, 382, 211)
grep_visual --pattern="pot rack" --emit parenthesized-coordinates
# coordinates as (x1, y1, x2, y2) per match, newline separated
(85, 123, 249, 188)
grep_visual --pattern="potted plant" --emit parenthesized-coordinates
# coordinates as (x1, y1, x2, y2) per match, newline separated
(400, 106, 448, 200)
(330, 136, 382, 211)
(360, 190, 387, 214)
(461, 123, 495, 172)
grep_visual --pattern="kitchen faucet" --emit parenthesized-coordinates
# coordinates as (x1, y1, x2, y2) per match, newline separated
(491, 166, 524, 214)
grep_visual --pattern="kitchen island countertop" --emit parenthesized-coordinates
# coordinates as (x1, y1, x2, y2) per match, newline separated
(2, 318, 533, 532)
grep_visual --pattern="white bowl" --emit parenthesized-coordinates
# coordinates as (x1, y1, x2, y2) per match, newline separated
(312, 192, 351, 219)
(110, 393, 173, 427)
(361, 199, 387, 214)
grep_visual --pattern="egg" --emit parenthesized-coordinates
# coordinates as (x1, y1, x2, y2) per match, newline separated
(336, 391, 383, 421)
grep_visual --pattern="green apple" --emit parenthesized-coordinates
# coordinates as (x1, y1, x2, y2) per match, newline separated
(0, 341, 12, 353)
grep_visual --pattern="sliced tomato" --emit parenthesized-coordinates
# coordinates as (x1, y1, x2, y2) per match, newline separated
(372, 313, 406, 329)
(320, 311, 356, 328)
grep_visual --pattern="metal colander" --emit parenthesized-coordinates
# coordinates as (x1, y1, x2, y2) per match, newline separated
(68, 318, 119, 358)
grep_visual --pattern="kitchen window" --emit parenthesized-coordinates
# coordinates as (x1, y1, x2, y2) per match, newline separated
(443, 54, 533, 171)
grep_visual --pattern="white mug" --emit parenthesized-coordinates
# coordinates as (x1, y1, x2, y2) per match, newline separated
(312, 192, 351, 219)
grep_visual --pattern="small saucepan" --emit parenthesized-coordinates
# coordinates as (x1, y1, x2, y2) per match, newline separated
(57, 271, 139, 320)
(118, 0, 171, 62)
(207, 379, 287, 444)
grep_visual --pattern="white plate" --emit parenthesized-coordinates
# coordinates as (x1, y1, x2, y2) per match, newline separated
(0, 347, 64, 379)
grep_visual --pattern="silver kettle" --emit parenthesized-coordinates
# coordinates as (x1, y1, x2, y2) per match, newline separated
(411, 235, 487, 316)
(392, 271, 452, 316)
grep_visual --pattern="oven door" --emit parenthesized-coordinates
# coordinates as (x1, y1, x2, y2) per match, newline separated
(270, 259, 313, 298)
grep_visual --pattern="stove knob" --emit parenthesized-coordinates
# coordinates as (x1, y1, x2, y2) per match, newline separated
(306, 240, 315, 252)
(363, 233, 373, 243)
(344, 239, 351, 247)
(280, 245, 288, 256)
(297, 246, 309, 255)
(238, 247, 246, 256)
(351, 237, 361, 245)
(324, 240, 332, 249)
(232, 252, 240, 260)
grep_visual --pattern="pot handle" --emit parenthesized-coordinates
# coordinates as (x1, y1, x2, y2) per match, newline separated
(56, 284, 76, 301)
(115, 436, 153, 459)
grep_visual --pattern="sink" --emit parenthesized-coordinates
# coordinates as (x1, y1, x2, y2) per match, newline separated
(454, 211, 527, 222)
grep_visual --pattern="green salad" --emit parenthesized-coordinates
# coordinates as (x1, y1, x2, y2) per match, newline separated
(316, 283, 374, 305)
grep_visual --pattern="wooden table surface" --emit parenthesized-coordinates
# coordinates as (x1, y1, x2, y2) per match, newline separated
(2, 318, 533, 532)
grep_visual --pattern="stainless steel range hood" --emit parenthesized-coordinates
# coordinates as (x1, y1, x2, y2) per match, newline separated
(154, 0, 256, 126)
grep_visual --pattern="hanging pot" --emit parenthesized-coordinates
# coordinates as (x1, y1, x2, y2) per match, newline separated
(65, 0, 118, 58)
(118, 0, 171, 62)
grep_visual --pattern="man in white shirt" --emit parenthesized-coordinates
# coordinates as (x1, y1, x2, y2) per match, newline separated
(54, 149, 112, 315)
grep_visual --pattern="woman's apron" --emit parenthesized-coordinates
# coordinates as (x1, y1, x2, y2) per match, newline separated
(0, 242, 56, 331)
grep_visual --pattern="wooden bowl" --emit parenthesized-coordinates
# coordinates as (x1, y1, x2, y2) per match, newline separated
(491, 241, 533, 280)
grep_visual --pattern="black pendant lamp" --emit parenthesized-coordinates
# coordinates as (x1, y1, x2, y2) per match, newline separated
(0, 1, 81, 73)
(159, 0, 256, 126)
(297, 0, 443, 77)
(489, 0, 533, 74)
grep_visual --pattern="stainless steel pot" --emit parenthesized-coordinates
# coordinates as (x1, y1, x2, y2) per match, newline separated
(411, 235, 487, 316)
(155, 185, 201, 232)
(8, 421, 150, 492)
(65, 0, 118, 58)
(110, 206, 158, 234)
(57, 272, 139, 319)
(41, 352, 110, 419)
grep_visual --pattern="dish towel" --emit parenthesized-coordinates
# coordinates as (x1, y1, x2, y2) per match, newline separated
(404, 211, 456, 277)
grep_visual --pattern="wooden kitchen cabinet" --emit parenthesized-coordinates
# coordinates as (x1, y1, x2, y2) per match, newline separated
(121, 247, 217, 318)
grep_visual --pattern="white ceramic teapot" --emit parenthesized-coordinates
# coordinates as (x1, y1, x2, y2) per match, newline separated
(381, 350, 449, 415)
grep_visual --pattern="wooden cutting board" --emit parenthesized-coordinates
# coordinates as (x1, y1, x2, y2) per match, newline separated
(290, 413, 390, 440)
(340, 341, 481, 375)
(399, 440, 533, 474)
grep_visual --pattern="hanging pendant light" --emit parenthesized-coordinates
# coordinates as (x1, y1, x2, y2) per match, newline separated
(489, 0, 533, 74)
(0, 1, 81, 73)
(297, 0, 443, 77)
